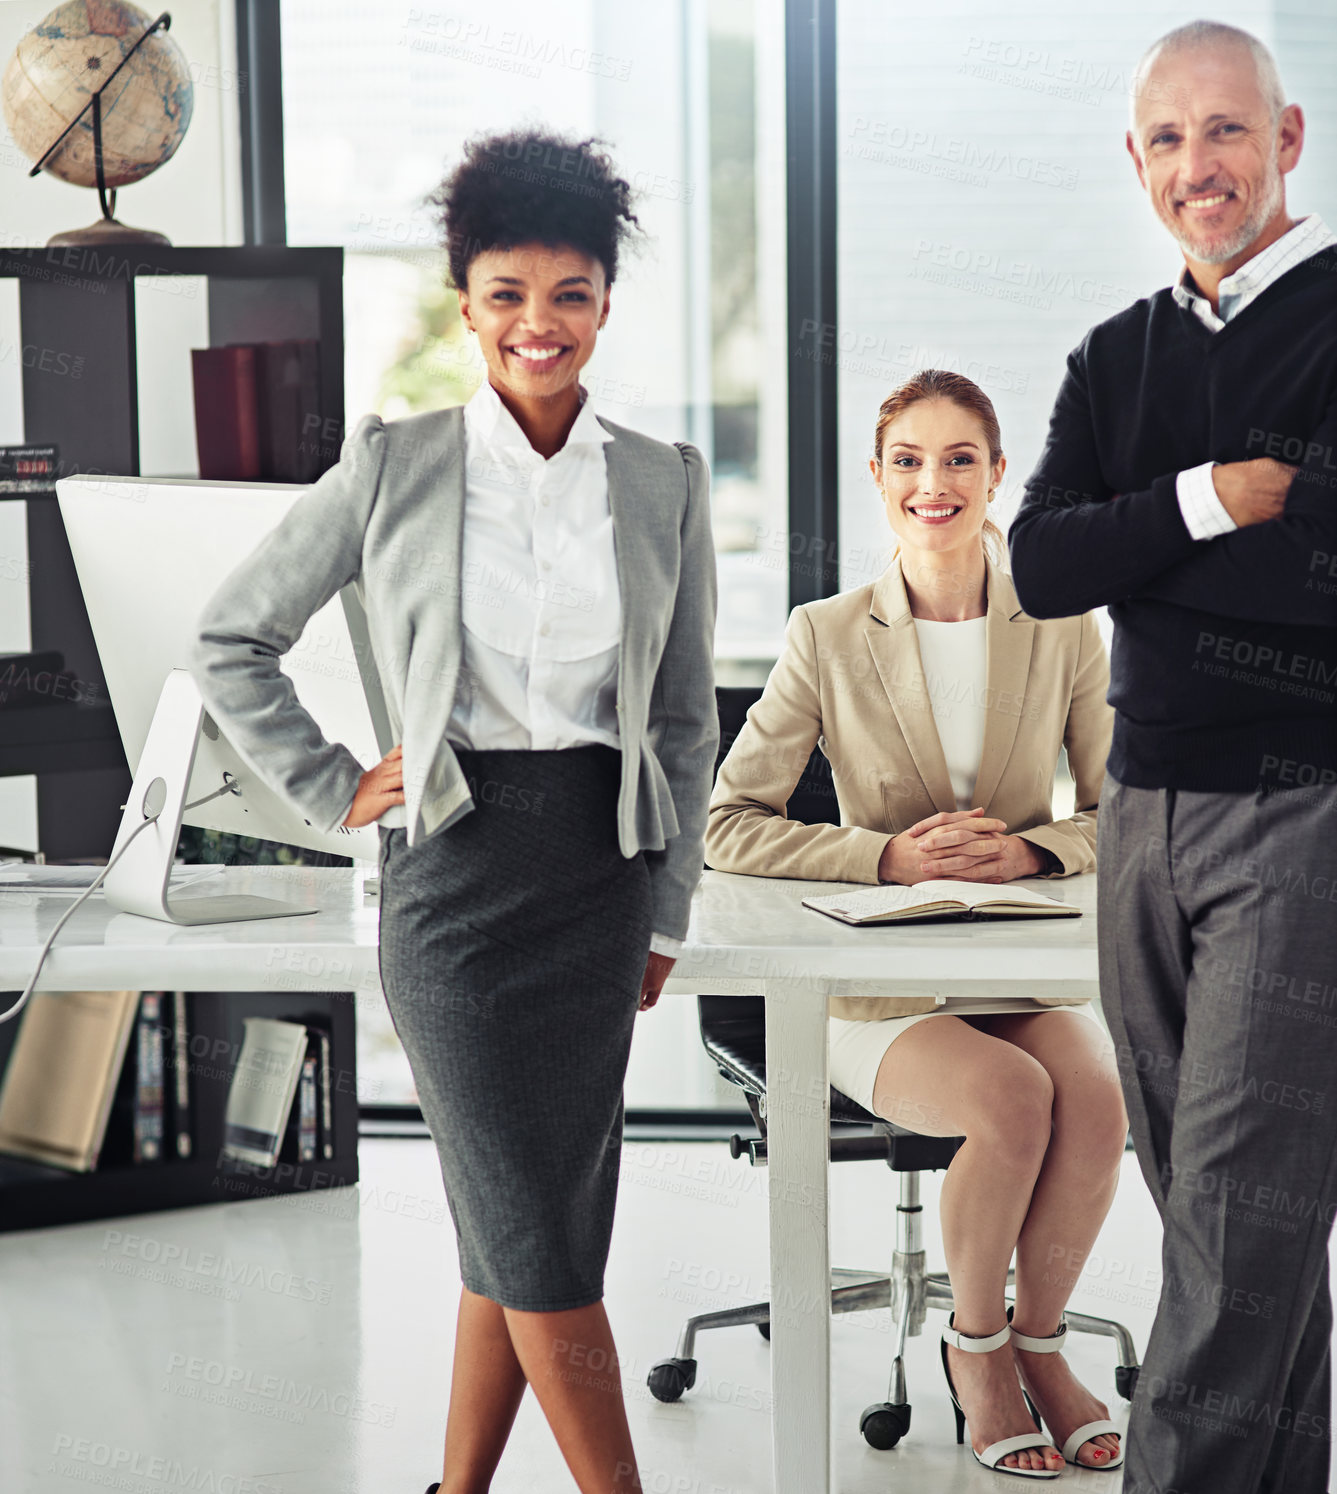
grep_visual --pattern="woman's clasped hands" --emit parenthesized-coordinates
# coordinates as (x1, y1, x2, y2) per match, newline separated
(877, 806, 1049, 885)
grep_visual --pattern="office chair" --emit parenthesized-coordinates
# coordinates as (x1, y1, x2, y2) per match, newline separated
(647, 685, 1140, 1450)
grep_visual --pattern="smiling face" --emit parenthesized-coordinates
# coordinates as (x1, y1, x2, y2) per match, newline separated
(1127, 42, 1302, 268)
(457, 241, 610, 402)
(871, 398, 1003, 559)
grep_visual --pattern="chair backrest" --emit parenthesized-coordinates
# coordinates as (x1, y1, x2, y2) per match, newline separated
(714, 685, 838, 828)
(705, 683, 853, 1097)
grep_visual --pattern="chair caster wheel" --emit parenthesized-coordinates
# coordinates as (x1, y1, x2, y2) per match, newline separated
(860, 1401, 911, 1449)
(648, 1357, 697, 1403)
(1116, 1364, 1140, 1402)
(757, 1320, 770, 1341)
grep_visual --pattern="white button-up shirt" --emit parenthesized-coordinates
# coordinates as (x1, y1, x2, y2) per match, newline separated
(449, 377, 621, 753)
(1171, 213, 1337, 540)
(448, 377, 680, 958)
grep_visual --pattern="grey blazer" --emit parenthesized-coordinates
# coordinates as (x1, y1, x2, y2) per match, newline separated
(188, 404, 719, 940)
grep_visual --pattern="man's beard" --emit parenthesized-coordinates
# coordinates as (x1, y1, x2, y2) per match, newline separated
(1164, 154, 1285, 265)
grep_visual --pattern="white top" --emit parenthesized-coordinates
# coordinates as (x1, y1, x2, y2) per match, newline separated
(447, 377, 621, 753)
(446, 379, 679, 958)
(910, 615, 988, 811)
(1173, 213, 1337, 542)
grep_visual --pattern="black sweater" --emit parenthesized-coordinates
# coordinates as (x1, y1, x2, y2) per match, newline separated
(1010, 251, 1337, 793)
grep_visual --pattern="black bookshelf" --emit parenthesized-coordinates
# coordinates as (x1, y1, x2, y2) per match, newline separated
(0, 245, 358, 1230)
(0, 244, 345, 860)
(0, 987, 359, 1233)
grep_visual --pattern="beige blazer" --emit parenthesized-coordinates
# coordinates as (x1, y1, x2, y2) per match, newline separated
(706, 556, 1113, 1019)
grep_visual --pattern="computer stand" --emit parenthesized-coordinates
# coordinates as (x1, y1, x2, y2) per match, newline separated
(102, 669, 317, 925)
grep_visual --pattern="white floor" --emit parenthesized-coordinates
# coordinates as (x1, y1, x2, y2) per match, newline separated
(2, 1135, 1328, 1493)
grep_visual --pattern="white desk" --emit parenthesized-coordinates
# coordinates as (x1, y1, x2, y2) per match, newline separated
(0, 864, 1098, 1493)
(663, 870, 1100, 1494)
(0, 865, 380, 993)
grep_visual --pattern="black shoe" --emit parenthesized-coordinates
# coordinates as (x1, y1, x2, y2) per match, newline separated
(423, 1484, 440, 1493)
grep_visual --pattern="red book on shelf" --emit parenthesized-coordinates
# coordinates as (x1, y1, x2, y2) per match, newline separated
(191, 346, 262, 480)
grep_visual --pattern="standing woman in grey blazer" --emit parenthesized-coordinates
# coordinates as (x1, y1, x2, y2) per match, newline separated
(189, 129, 718, 1494)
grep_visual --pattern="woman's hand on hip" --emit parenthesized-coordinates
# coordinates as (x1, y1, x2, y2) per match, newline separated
(879, 807, 1007, 882)
(639, 950, 676, 1011)
(342, 744, 406, 828)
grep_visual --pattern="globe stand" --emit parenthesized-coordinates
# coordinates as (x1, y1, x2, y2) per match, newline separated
(46, 194, 172, 248)
(28, 11, 177, 249)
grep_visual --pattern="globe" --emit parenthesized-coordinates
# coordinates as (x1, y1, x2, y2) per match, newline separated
(2, 0, 193, 244)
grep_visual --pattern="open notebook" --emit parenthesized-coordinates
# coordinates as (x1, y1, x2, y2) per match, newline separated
(802, 879, 1081, 926)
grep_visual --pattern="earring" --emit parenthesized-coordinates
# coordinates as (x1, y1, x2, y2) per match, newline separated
(987, 489, 995, 502)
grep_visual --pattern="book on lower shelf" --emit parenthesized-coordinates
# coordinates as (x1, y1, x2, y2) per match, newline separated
(0, 991, 196, 1172)
(315, 1028, 333, 1160)
(126, 991, 165, 1164)
(222, 1018, 333, 1169)
(169, 991, 192, 1159)
(801, 880, 1082, 926)
(0, 990, 142, 1171)
(100, 991, 194, 1167)
(296, 1053, 318, 1163)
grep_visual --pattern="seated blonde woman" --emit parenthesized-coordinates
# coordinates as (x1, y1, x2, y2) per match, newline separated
(706, 369, 1128, 1480)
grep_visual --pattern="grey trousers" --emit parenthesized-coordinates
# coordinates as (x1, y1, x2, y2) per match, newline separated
(1098, 776, 1337, 1494)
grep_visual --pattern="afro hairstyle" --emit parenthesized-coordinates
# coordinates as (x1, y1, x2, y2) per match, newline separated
(429, 127, 642, 289)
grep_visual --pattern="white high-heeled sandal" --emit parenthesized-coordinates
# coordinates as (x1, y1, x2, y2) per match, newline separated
(1008, 1310, 1125, 1470)
(939, 1315, 1061, 1479)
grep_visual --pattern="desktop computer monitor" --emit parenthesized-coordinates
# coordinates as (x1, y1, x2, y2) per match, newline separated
(56, 474, 393, 894)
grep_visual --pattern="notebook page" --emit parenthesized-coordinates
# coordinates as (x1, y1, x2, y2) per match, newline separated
(803, 880, 1071, 922)
(802, 883, 959, 919)
(913, 880, 1068, 909)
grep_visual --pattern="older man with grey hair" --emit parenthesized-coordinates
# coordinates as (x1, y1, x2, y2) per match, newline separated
(1011, 18, 1337, 1494)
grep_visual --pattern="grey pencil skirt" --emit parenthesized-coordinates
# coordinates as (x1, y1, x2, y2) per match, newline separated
(376, 744, 653, 1312)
